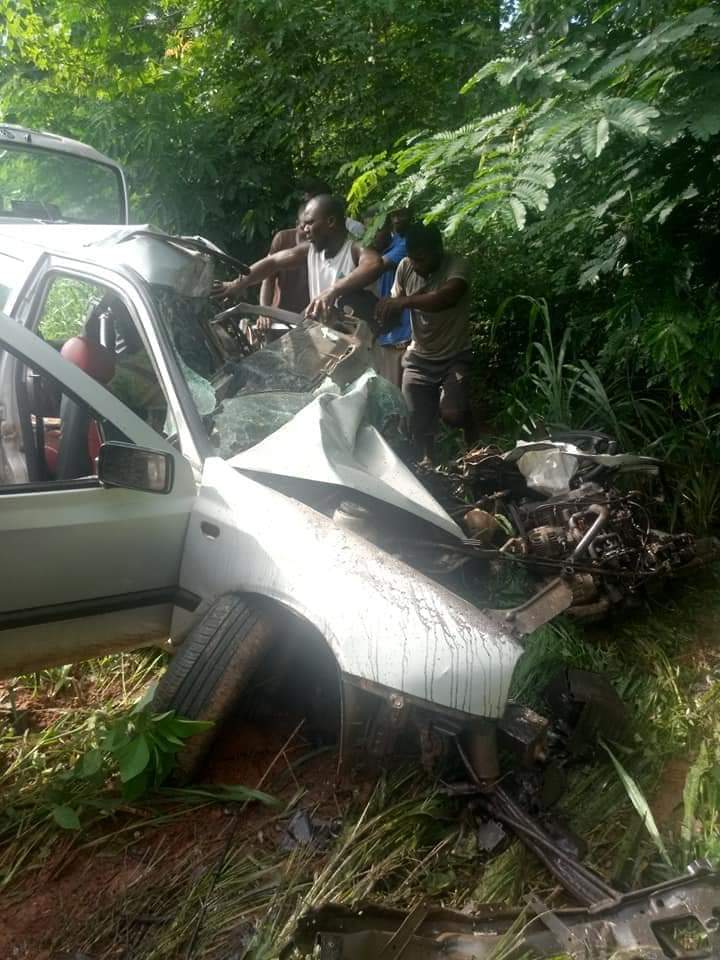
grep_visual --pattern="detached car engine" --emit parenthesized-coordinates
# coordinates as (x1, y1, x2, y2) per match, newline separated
(417, 432, 720, 622)
(498, 481, 712, 619)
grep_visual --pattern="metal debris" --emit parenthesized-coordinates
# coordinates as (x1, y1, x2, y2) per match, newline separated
(475, 818, 507, 854)
(279, 809, 339, 852)
(288, 862, 720, 960)
(442, 433, 720, 622)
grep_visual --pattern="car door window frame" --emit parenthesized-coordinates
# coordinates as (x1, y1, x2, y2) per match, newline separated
(0, 308, 198, 503)
(14, 256, 204, 467)
(31, 268, 171, 417)
(0, 348, 131, 493)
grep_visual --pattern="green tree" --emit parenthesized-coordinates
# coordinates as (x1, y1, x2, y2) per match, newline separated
(0, 0, 503, 254)
(353, 0, 720, 413)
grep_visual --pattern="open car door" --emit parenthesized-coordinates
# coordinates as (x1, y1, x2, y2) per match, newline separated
(0, 313, 196, 677)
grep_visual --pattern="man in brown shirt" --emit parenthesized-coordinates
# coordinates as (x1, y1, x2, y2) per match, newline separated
(375, 223, 476, 462)
(258, 204, 310, 330)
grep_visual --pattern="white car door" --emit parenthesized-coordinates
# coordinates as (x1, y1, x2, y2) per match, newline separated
(0, 313, 197, 678)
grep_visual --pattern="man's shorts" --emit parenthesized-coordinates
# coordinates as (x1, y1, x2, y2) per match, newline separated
(401, 349, 473, 419)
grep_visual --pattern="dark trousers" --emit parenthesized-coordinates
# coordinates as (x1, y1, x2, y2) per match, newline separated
(401, 350, 474, 455)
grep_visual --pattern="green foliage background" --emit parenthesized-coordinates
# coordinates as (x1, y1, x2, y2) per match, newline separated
(1, 0, 719, 523)
(0, 0, 499, 252)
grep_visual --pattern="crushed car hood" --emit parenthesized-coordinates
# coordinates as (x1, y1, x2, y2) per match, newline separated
(229, 371, 464, 540)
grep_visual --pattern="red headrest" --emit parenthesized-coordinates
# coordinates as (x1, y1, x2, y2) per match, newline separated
(60, 336, 116, 385)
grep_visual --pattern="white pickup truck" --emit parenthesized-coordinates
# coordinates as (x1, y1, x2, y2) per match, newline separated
(0, 123, 129, 224)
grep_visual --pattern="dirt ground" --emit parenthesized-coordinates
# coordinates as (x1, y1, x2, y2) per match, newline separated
(0, 707, 360, 960)
(2, 578, 719, 959)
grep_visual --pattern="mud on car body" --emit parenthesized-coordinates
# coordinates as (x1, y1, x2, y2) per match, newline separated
(0, 223, 540, 778)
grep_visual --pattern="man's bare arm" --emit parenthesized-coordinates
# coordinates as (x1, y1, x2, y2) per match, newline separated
(214, 244, 309, 299)
(305, 245, 383, 319)
(259, 275, 276, 308)
(346, 244, 384, 291)
(257, 273, 280, 332)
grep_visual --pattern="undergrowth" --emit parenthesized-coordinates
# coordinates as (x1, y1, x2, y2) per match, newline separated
(0, 572, 718, 958)
(493, 298, 720, 533)
(0, 653, 274, 892)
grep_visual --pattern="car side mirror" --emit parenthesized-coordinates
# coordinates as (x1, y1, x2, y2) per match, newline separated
(97, 441, 174, 494)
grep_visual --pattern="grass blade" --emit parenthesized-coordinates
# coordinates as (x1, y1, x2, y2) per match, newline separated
(602, 741, 672, 867)
(682, 741, 711, 854)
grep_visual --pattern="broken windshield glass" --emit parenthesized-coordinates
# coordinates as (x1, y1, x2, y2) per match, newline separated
(149, 288, 405, 456)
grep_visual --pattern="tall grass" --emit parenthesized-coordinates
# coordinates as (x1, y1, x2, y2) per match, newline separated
(499, 298, 669, 448)
(496, 297, 720, 531)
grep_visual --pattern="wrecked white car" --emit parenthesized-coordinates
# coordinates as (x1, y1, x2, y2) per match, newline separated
(0, 223, 540, 777)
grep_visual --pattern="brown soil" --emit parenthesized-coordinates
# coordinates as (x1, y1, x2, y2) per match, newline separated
(650, 755, 691, 829)
(0, 806, 286, 959)
(0, 706, 368, 960)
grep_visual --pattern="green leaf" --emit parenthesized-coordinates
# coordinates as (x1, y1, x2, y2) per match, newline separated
(509, 197, 527, 230)
(167, 784, 281, 806)
(460, 58, 514, 94)
(163, 717, 214, 739)
(51, 804, 81, 831)
(606, 99, 659, 138)
(688, 102, 720, 142)
(132, 685, 158, 713)
(580, 115, 609, 159)
(595, 115, 609, 157)
(116, 735, 151, 783)
(152, 731, 186, 749)
(681, 742, 711, 848)
(99, 723, 130, 752)
(80, 748, 104, 778)
(603, 743, 672, 867)
(122, 771, 151, 802)
(593, 188, 627, 218)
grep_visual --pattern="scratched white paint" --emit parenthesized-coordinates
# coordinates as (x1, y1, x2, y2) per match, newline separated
(172, 458, 524, 720)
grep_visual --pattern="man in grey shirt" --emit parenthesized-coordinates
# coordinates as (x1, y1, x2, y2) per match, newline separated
(375, 223, 476, 462)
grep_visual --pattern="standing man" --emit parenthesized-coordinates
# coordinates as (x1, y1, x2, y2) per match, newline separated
(301, 176, 365, 239)
(257, 203, 309, 334)
(215, 195, 382, 321)
(257, 182, 366, 333)
(375, 223, 476, 462)
(373, 207, 412, 387)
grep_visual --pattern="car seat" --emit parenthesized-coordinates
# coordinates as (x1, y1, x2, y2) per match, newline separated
(52, 336, 116, 479)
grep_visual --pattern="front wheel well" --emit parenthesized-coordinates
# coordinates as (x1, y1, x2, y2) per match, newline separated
(154, 592, 343, 780)
(232, 592, 344, 742)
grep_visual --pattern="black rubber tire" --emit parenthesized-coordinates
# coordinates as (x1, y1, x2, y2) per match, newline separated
(152, 594, 276, 780)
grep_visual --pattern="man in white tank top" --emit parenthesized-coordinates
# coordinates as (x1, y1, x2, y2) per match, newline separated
(215, 195, 383, 322)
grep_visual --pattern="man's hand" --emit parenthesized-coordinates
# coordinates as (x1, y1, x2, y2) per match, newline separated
(375, 296, 406, 331)
(306, 287, 339, 321)
(211, 278, 246, 301)
(256, 315, 273, 333)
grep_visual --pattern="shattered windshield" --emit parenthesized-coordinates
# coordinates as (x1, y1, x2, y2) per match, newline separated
(149, 288, 402, 457)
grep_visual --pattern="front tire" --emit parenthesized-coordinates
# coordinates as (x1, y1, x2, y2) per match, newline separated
(152, 595, 275, 780)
